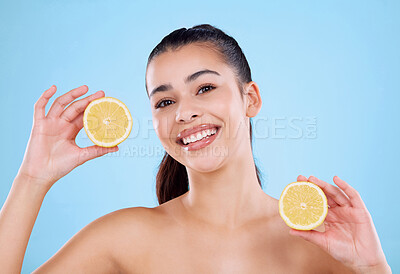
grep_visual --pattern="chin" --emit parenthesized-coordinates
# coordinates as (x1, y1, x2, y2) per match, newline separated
(183, 149, 227, 173)
(188, 161, 222, 173)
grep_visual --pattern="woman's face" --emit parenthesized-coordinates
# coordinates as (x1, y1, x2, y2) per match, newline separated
(146, 43, 252, 173)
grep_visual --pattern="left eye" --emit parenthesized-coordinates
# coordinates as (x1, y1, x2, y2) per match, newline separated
(198, 85, 215, 94)
(154, 85, 216, 109)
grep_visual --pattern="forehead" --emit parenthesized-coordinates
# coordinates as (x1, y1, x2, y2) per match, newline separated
(146, 44, 230, 91)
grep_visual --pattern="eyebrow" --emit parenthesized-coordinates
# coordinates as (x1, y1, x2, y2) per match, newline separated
(149, 69, 221, 98)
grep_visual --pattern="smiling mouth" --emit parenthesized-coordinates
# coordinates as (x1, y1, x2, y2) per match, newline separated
(176, 126, 221, 147)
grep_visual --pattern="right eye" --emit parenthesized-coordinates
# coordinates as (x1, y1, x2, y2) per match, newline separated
(155, 99, 175, 109)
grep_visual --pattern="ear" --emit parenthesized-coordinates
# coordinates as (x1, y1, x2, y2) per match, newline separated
(244, 81, 262, 118)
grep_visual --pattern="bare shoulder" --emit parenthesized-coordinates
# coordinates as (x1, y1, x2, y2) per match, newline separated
(107, 199, 179, 232)
(104, 201, 180, 272)
(267, 197, 355, 274)
(32, 206, 153, 273)
(100, 204, 171, 246)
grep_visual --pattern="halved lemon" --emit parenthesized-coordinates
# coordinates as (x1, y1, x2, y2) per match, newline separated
(83, 97, 132, 147)
(279, 181, 328, 231)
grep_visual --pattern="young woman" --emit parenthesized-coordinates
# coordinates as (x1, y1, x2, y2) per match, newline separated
(0, 24, 391, 273)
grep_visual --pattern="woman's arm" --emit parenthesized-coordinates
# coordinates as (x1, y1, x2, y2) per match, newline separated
(0, 85, 118, 272)
(1, 175, 121, 274)
(0, 175, 49, 273)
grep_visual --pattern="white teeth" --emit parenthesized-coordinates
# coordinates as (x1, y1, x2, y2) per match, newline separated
(181, 127, 218, 145)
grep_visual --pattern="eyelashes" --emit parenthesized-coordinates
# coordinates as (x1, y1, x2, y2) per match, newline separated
(154, 84, 216, 109)
(155, 99, 174, 109)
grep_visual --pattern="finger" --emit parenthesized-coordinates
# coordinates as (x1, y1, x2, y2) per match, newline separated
(289, 229, 328, 253)
(71, 112, 84, 130)
(308, 175, 351, 207)
(34, 85, 57, 120)
(61, 90, 105, 122)
(333, 176, 366, 209)
(47, 85, 89, 118)
(297, 175, 308, 181)
(78, 145, 119, 166)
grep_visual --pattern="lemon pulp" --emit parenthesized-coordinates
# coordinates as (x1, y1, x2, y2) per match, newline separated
(83, 97, 132, 147)
(279, 181, 328, 230)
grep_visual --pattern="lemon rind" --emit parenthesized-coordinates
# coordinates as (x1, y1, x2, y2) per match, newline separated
(83, 96, 133, 148)
(278, 181, 328, 231)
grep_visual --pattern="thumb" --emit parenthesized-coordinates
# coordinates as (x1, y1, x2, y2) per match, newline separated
(78, 145, 119, 165)
(289, 229, 327, 250)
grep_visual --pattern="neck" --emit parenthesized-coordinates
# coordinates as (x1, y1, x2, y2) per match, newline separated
(182, 143, 269, 230)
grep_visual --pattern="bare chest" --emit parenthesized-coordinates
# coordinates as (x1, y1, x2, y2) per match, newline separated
(118, 223, 324, 274)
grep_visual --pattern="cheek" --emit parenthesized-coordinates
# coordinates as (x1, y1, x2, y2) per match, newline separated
(210, 88, 245, 139)
(206, 88, 234, 117)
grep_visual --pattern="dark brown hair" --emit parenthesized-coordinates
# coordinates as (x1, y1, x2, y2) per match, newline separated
(146, 24, 263, 205)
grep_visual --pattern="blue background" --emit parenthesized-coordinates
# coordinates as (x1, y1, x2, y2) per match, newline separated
(0, 0, 399, 272)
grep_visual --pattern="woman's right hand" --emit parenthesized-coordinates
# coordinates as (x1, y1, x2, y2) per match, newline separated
(17, 85, 119, 190)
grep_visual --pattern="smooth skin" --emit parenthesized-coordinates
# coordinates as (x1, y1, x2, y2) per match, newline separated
(0, 44, 391, 273)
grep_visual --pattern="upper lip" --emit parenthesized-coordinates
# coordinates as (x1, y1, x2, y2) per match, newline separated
(176, 123, 221, 144)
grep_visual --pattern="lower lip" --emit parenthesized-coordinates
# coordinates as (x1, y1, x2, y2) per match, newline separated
(179, 127, 220, 151)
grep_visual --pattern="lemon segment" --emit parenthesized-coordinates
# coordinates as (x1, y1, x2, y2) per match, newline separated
(279, 181, 328, 231)
(83, 97, 133, 147)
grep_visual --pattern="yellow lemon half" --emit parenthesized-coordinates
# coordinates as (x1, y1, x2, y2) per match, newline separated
(279, 181, 328, 231)
(83, 97, 133, 147)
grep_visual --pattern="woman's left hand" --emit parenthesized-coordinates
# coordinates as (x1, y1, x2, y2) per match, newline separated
(290, 175, 391, 273)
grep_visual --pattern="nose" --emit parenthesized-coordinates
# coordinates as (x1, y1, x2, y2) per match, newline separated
(176, 110, 198, 123)
(175, 98, 201, 123)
